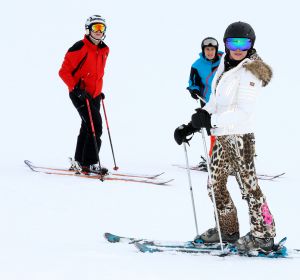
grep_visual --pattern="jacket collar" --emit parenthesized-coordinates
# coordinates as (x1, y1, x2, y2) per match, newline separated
(199, 52, 221, 66)
(83, 35, 108, 49)
(211, 54, 250, 92)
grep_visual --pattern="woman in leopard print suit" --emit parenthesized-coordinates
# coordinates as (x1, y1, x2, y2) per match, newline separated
(190, 22, 276, 253)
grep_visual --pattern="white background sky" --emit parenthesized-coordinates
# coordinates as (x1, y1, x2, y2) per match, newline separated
(1, 0, 300, 170)
(1, 1, 300, 279)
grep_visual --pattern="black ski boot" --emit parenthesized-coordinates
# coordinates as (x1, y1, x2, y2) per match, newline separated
(194, 228, 240, 244)
(235, 232, 274, 253)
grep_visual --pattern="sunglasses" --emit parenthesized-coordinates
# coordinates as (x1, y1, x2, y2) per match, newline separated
(91, 23, 106, 33)
(225, 38, 252, 51)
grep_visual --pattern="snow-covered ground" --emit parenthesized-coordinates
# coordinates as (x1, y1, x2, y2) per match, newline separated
(1, 0, 300, 279)
(1, 160, 299, 280)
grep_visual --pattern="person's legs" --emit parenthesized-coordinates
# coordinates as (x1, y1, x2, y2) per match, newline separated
(82, 96, 103, 165)
(70, 93, 89, 165)
(70, 95, 103, 166)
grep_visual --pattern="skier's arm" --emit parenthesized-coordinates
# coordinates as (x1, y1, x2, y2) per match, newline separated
(187, 67, 202, 91)
(59, 52, 79, 92)
(59, 40, 86, 92)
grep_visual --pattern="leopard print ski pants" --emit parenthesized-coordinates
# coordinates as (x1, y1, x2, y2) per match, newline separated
(207, 133, 276, 239)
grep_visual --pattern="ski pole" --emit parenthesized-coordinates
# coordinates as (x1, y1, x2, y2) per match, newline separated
(200, 129, 224, 252)
(198, 98, 224, 252)
(86, 98, 104, 181)
(183, 142, 199, 236)
(101, 99, 119, 170)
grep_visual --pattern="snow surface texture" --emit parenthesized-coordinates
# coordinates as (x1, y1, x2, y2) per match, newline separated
(1, 0, 300, 279)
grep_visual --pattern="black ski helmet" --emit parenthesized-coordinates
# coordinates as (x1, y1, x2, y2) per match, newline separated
(223, 21, 256, 47)
(201, 37, 219, 53)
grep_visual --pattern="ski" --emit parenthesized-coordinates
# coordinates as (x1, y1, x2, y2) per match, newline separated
(104, 232, 146, 244)
(104, 233, 298, 258)
(24, 160, 165, 180)
(257, 173, 286, 180)
(134, 239, 291, 258)
(173, 164, 285, 181)
(104, 232, 223, 249)
(135, 242, 222, 255)
(24, 161, 174, 185)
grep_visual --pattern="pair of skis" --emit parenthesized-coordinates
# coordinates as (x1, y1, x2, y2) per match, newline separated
(104, 232, 300, 258)
(24, 160, 174, 185)
(24, 159, 284, 185)
(173, 163, 285, 181)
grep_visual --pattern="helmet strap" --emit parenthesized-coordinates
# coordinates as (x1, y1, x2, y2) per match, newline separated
(89, 34, 102, 45)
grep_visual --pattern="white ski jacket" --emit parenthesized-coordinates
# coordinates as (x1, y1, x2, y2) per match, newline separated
(203, 53, 272, 136)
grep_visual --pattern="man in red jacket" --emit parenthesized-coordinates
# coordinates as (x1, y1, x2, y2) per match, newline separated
(59, 15, 109, 175)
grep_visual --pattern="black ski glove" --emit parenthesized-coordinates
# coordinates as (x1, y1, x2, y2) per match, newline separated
(174, 122, 198, 145)
(188, 88, 201, 100)
(191, 109, 212, 135)
(71, 87, 91, 101)
(99, 92, 105, 100)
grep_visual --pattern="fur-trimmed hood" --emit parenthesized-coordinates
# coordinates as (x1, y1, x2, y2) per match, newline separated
(244, 55, 273, 87)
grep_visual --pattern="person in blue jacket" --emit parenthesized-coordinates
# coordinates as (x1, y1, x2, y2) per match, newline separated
(187, 37, 223, 107)
(185, 37, 223, 168)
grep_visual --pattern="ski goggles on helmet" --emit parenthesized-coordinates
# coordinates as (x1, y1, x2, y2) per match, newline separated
(225, 38, 252, 51)
(202, 38, 218, 47)
(90, 23, 106, 33)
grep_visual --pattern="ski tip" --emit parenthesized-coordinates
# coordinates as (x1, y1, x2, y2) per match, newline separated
(155, 179, 175, 185)
(24, 160, 32, 165)
(104, 232, 121, 243)
(24, 160, 36, 171)
(279, 236, 287, 244)
(152, 172, 165, 178)
(134, 242, 161, 253)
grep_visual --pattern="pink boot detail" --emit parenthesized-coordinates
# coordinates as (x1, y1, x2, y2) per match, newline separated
(261, 202, 273, 225)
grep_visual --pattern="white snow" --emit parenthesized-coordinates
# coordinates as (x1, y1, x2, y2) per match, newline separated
(1, 0, 300, 279)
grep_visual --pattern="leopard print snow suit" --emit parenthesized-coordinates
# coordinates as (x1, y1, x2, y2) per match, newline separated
(208, 133, 276, 239)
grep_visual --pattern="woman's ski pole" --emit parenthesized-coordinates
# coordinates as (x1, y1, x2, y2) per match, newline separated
(183, 142, 199, 236)
(198, 97, 224, 252)
(200, 129, 224, 252)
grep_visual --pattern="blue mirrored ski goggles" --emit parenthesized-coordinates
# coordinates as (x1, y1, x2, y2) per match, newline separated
(225, 38, 252, 51)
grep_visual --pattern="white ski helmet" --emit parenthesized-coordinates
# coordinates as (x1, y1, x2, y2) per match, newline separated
(85, 15, 106, 35)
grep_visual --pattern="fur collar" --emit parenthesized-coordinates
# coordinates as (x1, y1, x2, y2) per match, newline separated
(244, 55, 273, 87)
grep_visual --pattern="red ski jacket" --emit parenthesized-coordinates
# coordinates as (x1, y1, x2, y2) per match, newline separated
(59, 36, 109, 98)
